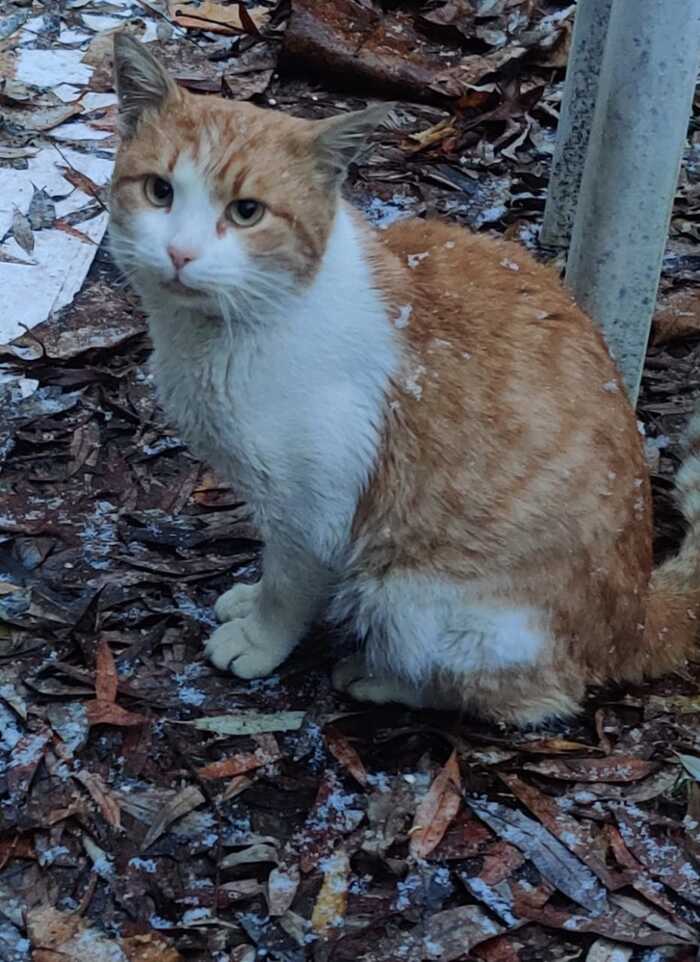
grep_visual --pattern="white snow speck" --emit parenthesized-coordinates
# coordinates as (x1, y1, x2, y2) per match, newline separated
(394, 305, 412, 329)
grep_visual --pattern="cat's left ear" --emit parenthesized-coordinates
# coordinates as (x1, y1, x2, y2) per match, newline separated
(113, 32, 178, 137)
(313, 103, 395, 184)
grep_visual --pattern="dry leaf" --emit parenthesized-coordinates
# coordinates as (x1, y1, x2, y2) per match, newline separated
(142, 785, 205, 849)
(185, 710, 305, 735)
(311, 849, 350, 937)
(197, 735, 280, 779)
(410, 750, 462, 859)
(467, 796, 609, 914)
(653, 288, 700, 344)
(523, 756, 658, 783)
(267, 862, 300, 916)
(324, 727, 368, 786)
(168, 0, 268, 35)
(73, 770, 122, 829)
(586, 939, 633, 962)
(95, 637, 118, 702)
(11, 208, 34, 254)
(85, 700, 148, 727)
(501, 774, 624, 889)
(27, 906, 183, 962)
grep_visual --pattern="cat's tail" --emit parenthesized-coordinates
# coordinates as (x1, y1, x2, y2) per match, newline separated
(641, 408, 700, 677)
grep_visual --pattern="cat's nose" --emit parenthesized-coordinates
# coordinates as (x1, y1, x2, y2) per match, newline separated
(168, 245, 197, 272)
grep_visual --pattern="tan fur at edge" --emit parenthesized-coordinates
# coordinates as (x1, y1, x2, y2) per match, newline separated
(352, 216, 699, 724)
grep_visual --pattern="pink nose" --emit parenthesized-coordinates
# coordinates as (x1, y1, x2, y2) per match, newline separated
(168, 245, 197, 272)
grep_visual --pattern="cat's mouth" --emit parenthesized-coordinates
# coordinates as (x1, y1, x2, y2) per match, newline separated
(162, 278, 200, 298)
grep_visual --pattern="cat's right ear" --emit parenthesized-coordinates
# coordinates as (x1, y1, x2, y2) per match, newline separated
(113, 33, 176, 137)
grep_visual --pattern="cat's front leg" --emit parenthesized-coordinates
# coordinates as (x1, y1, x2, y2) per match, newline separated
(205, 544, 329, 678)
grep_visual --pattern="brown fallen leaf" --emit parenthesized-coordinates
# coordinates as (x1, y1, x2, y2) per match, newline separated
(473, 934, 522, 962)
(646, 693, 700, 716)
(27, 906, 183, 962)
(142, 785, 206, 849)
(95, 636, 118, 702)
(324, 726, 368, 786)
(0, 832, 36, 870)
(586, 939, 633, 962)
(653, 288, 700, 344)
(57, 164, 107, 206)
(523, 756, 658, 783)
(610, 894, 698, 944)
(168, 0, 268, 35)
(521, 901, 690, 947)
(410, 750, 462, 860)
(85, 637, 148, 727)
(311, 849, 350, 937)
(368, 905, 504, 961)
(403, 118, 457, 153)
(466, 796, 609, 914)
(614, 804, 700, 907)
(431, 808, 493, 860)
(7, 729, 50, 796)
(122, 933, 183, 962)
(298, 770, 364, 873)
(607, 824, 691, 925)
(197, 734, 280, 779)
(53, 220, 97, 245)
(514, 737, 599, 754)
(11, 208, 34, 254)
(85, 699, 148, 727)
(73, 769, 122, 829)
(267, 862, 300, 916)
(501, 774, 624, 889)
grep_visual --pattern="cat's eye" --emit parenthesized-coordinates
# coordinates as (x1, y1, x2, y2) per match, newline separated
(227, 199, 265, 227)
(144, 175, 173, 208)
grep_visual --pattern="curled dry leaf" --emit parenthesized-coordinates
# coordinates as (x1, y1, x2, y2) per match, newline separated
(311, 849, 350, 937)
(324, 726, 368, 786)
(410, 750, 462, 860)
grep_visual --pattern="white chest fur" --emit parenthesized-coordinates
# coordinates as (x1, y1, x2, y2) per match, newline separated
(145, 206, 398, 567)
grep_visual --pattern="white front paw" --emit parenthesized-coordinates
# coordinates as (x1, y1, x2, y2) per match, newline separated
(204, 612, 292, 678)
(215, 581, 261, 623)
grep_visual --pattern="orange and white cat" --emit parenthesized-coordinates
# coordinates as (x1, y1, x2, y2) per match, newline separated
(110, 34, 700, 724)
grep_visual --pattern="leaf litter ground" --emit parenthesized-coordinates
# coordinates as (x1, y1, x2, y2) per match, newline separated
(1, 1, 700, 960)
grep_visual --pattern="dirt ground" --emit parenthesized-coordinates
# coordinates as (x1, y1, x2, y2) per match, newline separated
(1, 2, 700, 960)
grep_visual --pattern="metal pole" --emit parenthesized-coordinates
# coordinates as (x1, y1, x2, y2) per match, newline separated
(540, 0, 613, 247)
(565, 0, 700, 403)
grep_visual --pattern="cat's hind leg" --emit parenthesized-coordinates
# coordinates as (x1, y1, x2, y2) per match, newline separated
(332, 575, 581, 725)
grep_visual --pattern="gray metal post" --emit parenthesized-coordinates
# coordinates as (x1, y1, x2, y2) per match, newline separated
(540, 0, 613, 247)
(565, 0, 700, 403)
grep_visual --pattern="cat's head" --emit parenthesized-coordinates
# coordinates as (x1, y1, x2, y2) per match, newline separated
(109, 34, 391, 318)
